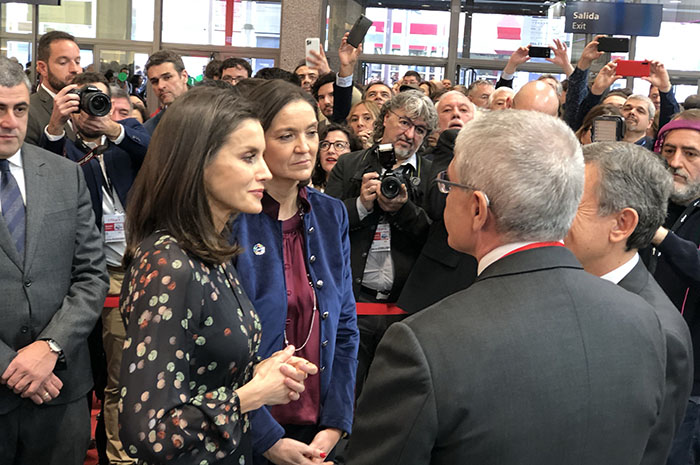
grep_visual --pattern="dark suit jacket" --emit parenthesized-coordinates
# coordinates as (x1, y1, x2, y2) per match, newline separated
(397, 129, 477, 313)
(40, 118, 150, 228)
(325, 147, 432, 301)
(26, 85, 75, 146)
(619, 259, 694, 465)
(347, 246, 667, 465)
(0, 144, 109, 415)
(143, 108, 165, 135)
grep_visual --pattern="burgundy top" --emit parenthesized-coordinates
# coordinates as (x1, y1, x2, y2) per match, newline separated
(263, 188, 321, 425)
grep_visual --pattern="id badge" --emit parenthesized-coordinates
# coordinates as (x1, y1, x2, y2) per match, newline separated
(369, 222, 391, 252)
(103, 213, 126, 243)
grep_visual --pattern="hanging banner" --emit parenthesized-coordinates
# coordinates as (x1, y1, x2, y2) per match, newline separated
(565, 2, 663, 37)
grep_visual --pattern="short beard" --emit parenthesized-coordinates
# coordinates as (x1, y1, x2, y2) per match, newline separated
(393, 144, 414, 160)
(670, 180, 700, 206)
(46, 65, 71, 92)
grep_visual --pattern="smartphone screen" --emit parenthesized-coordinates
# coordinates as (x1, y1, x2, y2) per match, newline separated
(592, 118, 623, 142)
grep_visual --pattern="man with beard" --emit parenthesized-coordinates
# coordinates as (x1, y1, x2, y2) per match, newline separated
(26, 31, 82, 145)
(644, 109, 700, 464)
(325, 90, 437, 398)
(40, 72, 149, 465)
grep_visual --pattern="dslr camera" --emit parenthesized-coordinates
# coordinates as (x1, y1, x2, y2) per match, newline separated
(68, 85, 112, 117)
(374, 143, 420, 200)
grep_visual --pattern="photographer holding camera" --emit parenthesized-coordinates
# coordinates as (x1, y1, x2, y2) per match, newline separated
(325, 90, 436, 398)
(40, 71, 150, 465)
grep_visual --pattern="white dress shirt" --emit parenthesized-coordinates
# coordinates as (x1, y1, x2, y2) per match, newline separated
(600, 253, 640, 285)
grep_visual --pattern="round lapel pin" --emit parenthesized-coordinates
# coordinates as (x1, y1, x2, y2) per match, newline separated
(253, 243, 266, 256)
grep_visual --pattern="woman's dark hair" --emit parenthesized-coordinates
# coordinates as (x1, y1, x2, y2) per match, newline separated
(576, 103, 623, 142)
(125, 86, 258, 265)
(419, 80, 437, 100)
(248, 79, 317, 132)
(311, 123, 362, 188)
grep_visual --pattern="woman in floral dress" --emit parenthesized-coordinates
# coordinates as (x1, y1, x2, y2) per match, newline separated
(118, 87, 316, 465)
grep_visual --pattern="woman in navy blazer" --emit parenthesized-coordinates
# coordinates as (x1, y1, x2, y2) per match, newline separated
(232, 80, 359, 464)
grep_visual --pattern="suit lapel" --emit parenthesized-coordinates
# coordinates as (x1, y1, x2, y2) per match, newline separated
(39, 87, 75, 140)
(22, 146, 47, 271)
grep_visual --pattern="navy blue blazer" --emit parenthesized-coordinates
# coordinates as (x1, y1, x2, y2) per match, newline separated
(40, 118, 150, 228)
(231, 187, 359, 454)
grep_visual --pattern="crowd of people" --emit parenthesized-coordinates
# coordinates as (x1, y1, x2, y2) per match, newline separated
(0, 27, 700, 465)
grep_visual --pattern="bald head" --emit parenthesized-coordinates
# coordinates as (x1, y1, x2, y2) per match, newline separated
(512, 81, 560, 116)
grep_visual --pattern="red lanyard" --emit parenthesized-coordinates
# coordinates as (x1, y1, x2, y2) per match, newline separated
(501, 241, 564, 259)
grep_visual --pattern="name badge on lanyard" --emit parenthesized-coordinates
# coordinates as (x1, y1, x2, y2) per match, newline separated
(370, 222, 391, 252)
(103, 213, 126, 243)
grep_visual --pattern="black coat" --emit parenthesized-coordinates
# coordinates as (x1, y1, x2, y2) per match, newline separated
(397, 129, 477, 313)
(325, 146, 431, 302)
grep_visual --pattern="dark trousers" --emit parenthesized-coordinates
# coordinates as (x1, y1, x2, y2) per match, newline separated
(0, 396, 91, 465)
(355, 290, 406, 402)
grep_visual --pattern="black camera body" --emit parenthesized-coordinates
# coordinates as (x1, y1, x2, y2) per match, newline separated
(374, 143, 420, 200)
(68, 85, 111, 117)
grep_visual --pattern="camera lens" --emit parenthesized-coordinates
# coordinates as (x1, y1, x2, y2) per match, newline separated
(86, 93, 111, 117)
(381, 175, 402, 199)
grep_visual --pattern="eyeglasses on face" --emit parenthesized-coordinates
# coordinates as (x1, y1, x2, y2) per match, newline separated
(435, 170, 490, 206)
(319, 140, 350, 152)
(389, 110, 429, 138)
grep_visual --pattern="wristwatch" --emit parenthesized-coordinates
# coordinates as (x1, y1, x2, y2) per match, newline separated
(43, 338, 63, 356)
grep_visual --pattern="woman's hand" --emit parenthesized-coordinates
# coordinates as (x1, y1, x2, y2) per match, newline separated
(263, 437, 325, 465)
(308, 428, 342, 461)
(237, 345, 318, 412)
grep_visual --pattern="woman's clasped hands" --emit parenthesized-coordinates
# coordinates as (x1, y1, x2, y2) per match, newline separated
(237, 345, 318, 413)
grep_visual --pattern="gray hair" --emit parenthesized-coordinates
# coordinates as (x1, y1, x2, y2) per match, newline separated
(583, 142, 671, 251)
(537, 74, 563, 97)
(625, 94, 656, 120)
(488, 87, 514, 107)
(0, 56, 30, 91)
(110, 85, 132, 109)
(453, 110, 584, 242)
(372, 90, 438, 143)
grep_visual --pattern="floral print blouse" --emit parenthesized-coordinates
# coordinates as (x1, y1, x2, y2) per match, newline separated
(118, 233, 261, 465)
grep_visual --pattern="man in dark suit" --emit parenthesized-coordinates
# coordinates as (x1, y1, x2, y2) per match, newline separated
(143, 50, 189, 135)
(40, 71, 148, 465)
(26, 30, 82, 145)
(565, 141, 693, 465)
(347, 110, 668, 465)
(0, 56, 108, 465)
(325, 90, 436, 397)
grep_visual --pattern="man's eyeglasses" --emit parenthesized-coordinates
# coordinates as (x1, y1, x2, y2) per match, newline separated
(389, 110, 429, 138)
(319, 140, 350, 152)
(435, 170, 490, 206)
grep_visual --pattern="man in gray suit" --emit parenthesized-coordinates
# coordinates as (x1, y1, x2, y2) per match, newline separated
(0, 57, 108, 464)
(347, 110, 668, 465)
(565, 142, 693, 465)
(25, 30, 82, 145)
